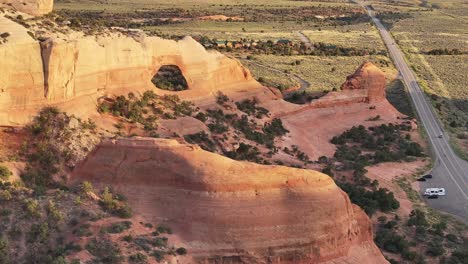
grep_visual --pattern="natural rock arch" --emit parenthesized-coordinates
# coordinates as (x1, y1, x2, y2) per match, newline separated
(151, 65, 189, 91)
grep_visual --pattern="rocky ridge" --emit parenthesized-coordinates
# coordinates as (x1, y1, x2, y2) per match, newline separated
(72, 137, 389, 264)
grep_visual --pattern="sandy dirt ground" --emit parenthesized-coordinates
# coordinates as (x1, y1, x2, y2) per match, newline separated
(367, 159, 430, 216)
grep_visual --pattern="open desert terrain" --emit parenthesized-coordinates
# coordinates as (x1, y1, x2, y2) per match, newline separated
(0, 0, 467, 263)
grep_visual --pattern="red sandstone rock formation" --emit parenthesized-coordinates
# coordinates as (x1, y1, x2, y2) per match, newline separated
(72, 138, 388, 264)
(0, 14, 262, 125)
(340, 62, 386, 103)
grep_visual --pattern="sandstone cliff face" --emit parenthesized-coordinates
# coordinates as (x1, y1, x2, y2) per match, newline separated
(0, 17, 261, 125)
(1, 0, 53, 16)
(72, 138, 388, 264)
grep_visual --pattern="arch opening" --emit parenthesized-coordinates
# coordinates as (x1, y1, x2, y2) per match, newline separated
(151, 65, 188, 91)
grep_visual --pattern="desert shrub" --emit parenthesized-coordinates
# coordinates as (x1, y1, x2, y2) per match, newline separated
(338, 182, 399, 215)
(105, 221, 132, 234)
(123, 235, 133, 242)
(152, 250, 165, 262)
(194, 112, 207, 122)
(46, 200, 64, 223)
(216, 92, 230, 105)
(28, 222, 49, 243)
(73, 223, 92, 237)
(23, 198, 41, 218)
(375, 228, 410, 253)
(176, 247, 187, 255)
(407, 210, 428, 227)
(426, 241, 445, 256)
(152, 65, 188, 91)
(445, 233, 458, 243)
(86, 237, 123, 264)
(0, 190, 12, 201)
(226, 143, 262, 163)
(236, 98, 269, 118)
(447, 249, 468, 264)
(100, 187, 133, 218)
(156, 226, 172, 235)
(184, 132, 216, 152)
(152, 237, 168, 248)
(134, 237, 153, 252)
(80, 181, 94, 195)
(0, 237, 9, 264)
(431, 221, 447, 236)
(207, 122, 229, 134)
(263, 118, 289, 137)
(0, 166, 11, 180)
(129, 253, 148, 264)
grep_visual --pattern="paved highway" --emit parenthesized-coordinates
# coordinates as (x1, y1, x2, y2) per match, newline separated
(359, 1, 468, 220)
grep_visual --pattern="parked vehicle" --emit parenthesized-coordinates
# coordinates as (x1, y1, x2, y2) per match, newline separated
(416, 177, 427, 182)
(424, 188, 446, 196)
(427, 195, 439, 199)
(438, 134, 443, 138)
(423, 174, 433, 179)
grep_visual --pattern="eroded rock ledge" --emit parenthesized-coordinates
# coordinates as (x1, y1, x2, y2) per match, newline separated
(0, 13, 261, 125)
(72, 138, 388, 264)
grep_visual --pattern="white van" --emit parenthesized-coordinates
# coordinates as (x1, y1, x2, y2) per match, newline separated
(424, 188, 446, 196)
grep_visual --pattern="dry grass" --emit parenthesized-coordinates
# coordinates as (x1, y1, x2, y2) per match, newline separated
(250, 55, 395, 92)
(240, 59, 298, 90)
(374, 0, 468, 157)
(302, 26, 385, 50)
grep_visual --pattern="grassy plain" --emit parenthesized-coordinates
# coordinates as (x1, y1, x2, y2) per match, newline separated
(251, 54, 395, 92)
(240, 59, 299, 90)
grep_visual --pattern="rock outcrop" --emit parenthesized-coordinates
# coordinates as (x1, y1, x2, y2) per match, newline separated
(340, 62, 386, 103)
(0, 14, 262, 125)
(1, 0, 53, 16)
(72, 138, 388, 264)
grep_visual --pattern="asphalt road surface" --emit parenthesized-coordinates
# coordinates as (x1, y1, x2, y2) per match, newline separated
(359, 1, 468, 221)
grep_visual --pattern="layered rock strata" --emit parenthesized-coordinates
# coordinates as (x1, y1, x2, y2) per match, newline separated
(0, 19, 261, 125)
(72, 138, 388, 264)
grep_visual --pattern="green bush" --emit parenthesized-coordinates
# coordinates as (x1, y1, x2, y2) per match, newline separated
(0, 237, 9, 264)
(426, 241, 445, 256)
(86, 237, 123, 264)
(0, 166, 11, 180)
(338, 182, 399, 215)
(129, 252, 148, 264)
(226, 143, 262, 163)
(152, 250, 165, 262)
(156, 226, 172, 235)
(216, 92, 230, 105)
(176, 247, 187, 255)
(106, 221, 132, 234)
(375, 228, 409, 253)
(100, 187, 133, 218)
(184, 132, 216, 152)
(407, 210, 428, 227)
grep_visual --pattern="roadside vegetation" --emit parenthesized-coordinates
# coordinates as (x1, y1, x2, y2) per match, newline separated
(323, 123, 424, 215)
(370, 0, 468, 158)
